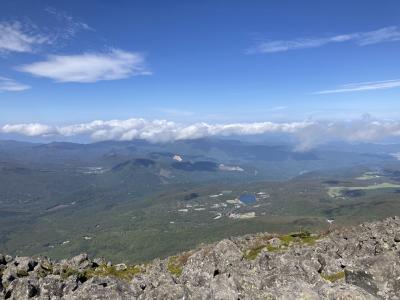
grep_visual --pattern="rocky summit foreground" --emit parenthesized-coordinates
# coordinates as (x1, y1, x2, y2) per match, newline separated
(2, 217, 400, 299)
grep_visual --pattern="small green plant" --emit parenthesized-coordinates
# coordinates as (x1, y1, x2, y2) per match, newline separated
(266, 244, 281, 252)
(37, 263, 54, 278)
(291, 230, 311, 238)
(279, 234, 295, 246)
(280, 231, 321, 246)
(300, 235, 320, 245)
(85, 264, 142, 281)
(167, 256, 183, 277)
(321, 271, 345, 282)
(37, 270, 49, 278)
(243, 231, 324, 260)
(166, 251, 192, 277)
(60, 267, 80, 279)
(244, 245, 266, 260)
(40, 261, 53, 271)
(16, 269, 29, 277)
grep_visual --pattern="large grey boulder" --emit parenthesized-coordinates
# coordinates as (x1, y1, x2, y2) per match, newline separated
(14, 257, 37, 275)
(4, 277, 39, 300)
(38, 275, 65, 299)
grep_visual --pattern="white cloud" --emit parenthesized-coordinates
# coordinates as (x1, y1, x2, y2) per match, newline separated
(4, 116, 400, 150)
(0, 22, 49, 53)
(315, 79, 400, 94)
(249, 26, 400, 54)
(0, 76, 30, 92)
(0, 118, 311, 143)
(2, 123, 54, 136)
(18, 49, 150, 83)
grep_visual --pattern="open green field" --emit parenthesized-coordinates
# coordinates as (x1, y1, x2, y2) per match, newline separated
(328, 182, 400, 198)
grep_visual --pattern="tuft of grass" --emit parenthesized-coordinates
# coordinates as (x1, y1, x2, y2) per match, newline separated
(16, 269, 29, 277)
(37, 263, 53, 278)
(85, 264, 142, 281)
(244, 231, 323, 260)
(59, 264, 142, 281)
(60, 267, 80, 279)
(166, 251, 192, 277)
(41, 261, 53, 271)
(244, 245, 266, 260)
(244, 243, 285, 260)
(321, 271, 345, 282)
(167, 256, 183, 277)
(281, 231, 321, 246)
(266, 245, 281, 252)
(279, 234, 295, 246)
(300, 235, 320, 245)
(37, 269, 51, 278)
(290, 231, 311, 238)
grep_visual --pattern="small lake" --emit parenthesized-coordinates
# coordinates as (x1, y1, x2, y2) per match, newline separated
(239, 194, 256, 204)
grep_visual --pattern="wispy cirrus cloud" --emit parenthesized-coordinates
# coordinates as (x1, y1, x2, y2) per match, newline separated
(0, 9, 91, 54)
(0, 76, 30, 92)
(18, 49, 150, 83)
(0, 22, 50, 53)
(3, 116, 400, 151)
(45, 7, 93, 40)
(248, 26, 400, 54)
(315, 79, 400, 94)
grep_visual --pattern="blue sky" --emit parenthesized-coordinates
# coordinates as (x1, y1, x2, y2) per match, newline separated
(1, 1, 400, 144)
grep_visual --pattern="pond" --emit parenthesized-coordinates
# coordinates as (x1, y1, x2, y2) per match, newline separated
(239, 194, 257, 204)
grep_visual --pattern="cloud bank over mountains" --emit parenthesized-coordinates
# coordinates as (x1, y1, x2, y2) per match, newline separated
(2, 116, 400, 150)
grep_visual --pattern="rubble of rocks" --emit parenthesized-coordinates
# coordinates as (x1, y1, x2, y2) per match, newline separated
(2, 217, 400, 299)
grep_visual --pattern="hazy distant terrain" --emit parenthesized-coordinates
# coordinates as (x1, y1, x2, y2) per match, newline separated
(1, 138, 400, 263)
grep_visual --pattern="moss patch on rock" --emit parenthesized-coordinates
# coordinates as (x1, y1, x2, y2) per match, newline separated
(59, 264, 142, 281)
(244, 231, 324, 260)
(321, 271, 345, 282)
(16, 269, 29, 277)
(60, 267, 80, 279)
(244, 245, 266, 260)
(167, 257, 183, 277)
(85, 264, 142, 281)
